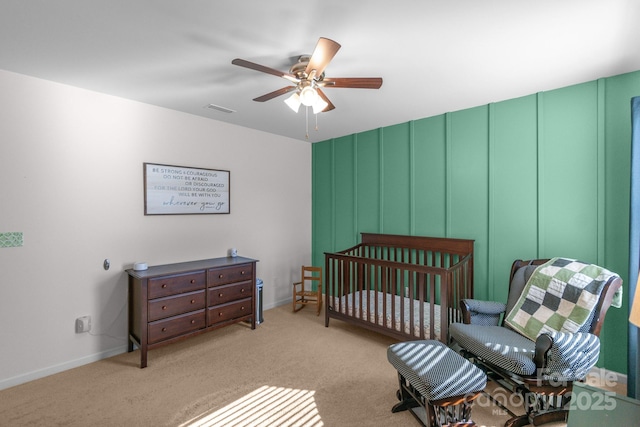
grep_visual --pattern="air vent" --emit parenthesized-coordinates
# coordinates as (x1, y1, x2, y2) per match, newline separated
(205, 104, 236, 114)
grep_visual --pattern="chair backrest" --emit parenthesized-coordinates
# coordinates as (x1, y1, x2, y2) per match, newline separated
(301, 266, 322, 289)
(506, 259, 622, 337)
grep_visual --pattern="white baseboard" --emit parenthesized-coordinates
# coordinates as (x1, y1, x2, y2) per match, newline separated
(263, 298, 291, 311)
(2, 301, 297, 391)
(0, 345, 128, 391)
(587, 366, 627, 389)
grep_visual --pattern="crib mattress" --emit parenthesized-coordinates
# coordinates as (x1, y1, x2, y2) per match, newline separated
(332, 290, 442, 339)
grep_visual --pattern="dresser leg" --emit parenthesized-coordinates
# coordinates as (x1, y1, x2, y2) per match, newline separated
(140, 348, 147, 369)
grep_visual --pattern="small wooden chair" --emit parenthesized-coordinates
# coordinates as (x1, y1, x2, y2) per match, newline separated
(292, 266, 323, 315)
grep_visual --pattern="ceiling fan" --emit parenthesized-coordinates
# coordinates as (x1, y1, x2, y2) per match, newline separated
(231, 37, 383, 114)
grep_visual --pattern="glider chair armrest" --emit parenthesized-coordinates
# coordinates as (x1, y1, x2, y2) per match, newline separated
(460, 299, 506, 325)
(534, 332, 600, 382)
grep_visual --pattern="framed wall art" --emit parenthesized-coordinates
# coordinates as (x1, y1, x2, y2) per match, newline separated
(143, 163, 230, 215)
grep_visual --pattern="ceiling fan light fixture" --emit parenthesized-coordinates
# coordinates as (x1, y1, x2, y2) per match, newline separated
(284, 92, 301, 113)
(312, 96, 328, 114)
(299, 85, 317, 106)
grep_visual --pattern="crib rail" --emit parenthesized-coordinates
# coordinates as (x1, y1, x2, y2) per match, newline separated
(324, 233, 474, 343)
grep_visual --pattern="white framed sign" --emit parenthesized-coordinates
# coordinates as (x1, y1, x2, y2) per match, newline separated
(144, 163, 230, 215)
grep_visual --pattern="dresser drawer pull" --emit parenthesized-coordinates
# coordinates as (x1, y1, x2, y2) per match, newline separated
(162, 305, 167, 310)
(162, 284, 167, 289)
(162, 327, 167, 332)
(219, 274, 224, 279)
(191, 320, 196, 324)
(219, 312, 223, 317)
(241, 271, 245, 275)
(191, 299, 196, 304)
(241, 288, 245, 293)
(219, 293, 223, 298)
(190, 279, 196, 284)
(241, 306, 245, 310)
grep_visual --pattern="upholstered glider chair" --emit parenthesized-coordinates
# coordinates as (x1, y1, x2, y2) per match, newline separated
(449, 258, 622, 427)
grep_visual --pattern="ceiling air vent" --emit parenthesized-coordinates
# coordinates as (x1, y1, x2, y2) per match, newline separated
(205, 104, 236, 114)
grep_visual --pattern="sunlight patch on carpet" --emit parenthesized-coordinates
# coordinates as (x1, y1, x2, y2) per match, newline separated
(179, 385, 323, 427)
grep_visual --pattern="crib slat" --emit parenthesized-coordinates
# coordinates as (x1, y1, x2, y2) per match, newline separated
(416, 272, 422, 339)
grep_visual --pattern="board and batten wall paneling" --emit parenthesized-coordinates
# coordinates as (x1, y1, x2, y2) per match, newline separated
(538, 82, 600, 260)
(413, 115, 447, 237)
(313, 70, 640, 374)
(356, 129, 382, 238)
(382, 123, 412, 235)
(448, 106, 490, 299)
(312, 140, 334, 266)
(489, 95, 539, 303)
(333, 135, 357, 251)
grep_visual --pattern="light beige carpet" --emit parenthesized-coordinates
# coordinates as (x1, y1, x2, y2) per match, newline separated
(0, 304, 625, 426)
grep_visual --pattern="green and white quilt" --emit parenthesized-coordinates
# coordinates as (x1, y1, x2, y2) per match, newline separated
(505, 257, 620, 341)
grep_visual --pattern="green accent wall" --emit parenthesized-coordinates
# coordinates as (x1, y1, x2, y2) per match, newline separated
(312, 70, 640, 374)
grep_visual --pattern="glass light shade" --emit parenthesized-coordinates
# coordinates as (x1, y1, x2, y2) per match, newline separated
(312, 96, 328, 114)
(299, 86, 317, 106)
(630, 274, 640, 327)
(284, 92, 301, 113)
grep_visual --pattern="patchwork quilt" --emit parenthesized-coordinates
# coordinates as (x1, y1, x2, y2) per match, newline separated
(505, 257, 620, 341)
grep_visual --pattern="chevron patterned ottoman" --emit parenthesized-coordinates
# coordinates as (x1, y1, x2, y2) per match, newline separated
(387, 340, 487, 427)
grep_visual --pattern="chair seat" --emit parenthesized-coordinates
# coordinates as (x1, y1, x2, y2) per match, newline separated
(298, 291, 318, 298)
(449, 323, 536, 376)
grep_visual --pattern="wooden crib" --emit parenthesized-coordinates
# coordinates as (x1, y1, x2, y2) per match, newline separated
(324, 233, 474, 343)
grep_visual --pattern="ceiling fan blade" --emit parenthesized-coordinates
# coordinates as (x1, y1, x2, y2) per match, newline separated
(320, 77, 383, 89)
(253, 86, 297, 102)
(305, 37, 341, 77)
(316, 88, 335, 112)
(232, 58, 298, 83)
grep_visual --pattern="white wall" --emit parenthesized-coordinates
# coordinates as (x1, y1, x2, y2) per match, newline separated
(0, 70, 312, 389)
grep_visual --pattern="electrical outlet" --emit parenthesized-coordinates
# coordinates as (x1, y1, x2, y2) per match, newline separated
(75, 316, 91, 333)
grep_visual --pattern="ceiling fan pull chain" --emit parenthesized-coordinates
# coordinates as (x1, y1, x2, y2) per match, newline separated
(315, 111, 319, 132)
(305, 106, 309, 139)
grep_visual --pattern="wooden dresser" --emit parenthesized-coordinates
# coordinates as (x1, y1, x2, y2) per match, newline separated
(127, 256, 258, 368)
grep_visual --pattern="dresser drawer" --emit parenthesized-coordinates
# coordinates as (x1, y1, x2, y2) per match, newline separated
(208, 282, 252, 306)
(148, 290, 206, 322)
(208, 298, 252, 326)
(148, 310, 205, 344)
(208, 264, 253, 287)
(148, 271, 206, 299)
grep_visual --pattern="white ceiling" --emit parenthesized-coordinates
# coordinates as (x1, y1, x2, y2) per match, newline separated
(1, 0, 639, 143)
